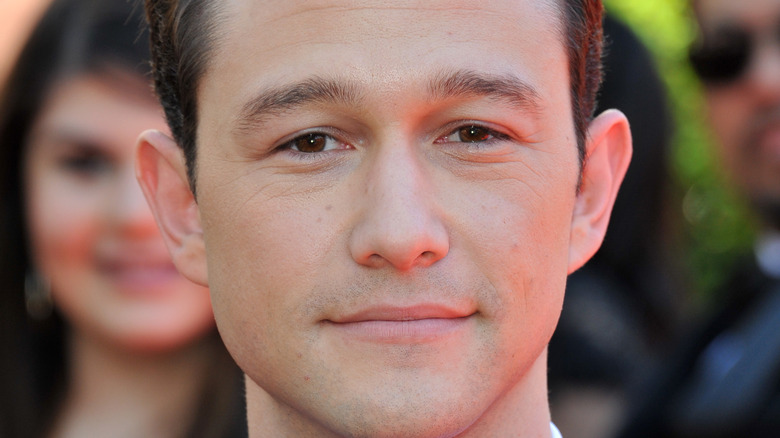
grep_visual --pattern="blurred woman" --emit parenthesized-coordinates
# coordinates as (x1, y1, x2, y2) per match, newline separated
(0, 0, 245, 437)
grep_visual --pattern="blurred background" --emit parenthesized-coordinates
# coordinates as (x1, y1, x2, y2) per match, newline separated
(0, 1, 51, 84)
(604, 0, 755, 301)
(605, 0, 757, 298)
(548, 1, 780, 437)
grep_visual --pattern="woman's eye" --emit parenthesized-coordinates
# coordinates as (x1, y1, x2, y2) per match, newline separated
(59, 150, 112, 176)
(286, 133, 342, 153)
(437, 125, 506, 144)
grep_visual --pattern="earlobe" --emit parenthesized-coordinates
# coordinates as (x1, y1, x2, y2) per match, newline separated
(568, 109, 632, 274)
(135, 129, 209, 286)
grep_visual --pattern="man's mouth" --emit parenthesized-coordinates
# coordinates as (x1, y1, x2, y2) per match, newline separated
(324, 304, 476, 344)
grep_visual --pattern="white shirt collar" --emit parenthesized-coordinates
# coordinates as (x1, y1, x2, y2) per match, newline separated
(755, 230, 780, 279)
(550, 422, 563, 438)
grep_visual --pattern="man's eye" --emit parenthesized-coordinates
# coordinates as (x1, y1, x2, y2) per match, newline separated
(286, 133, 341, 153)
(437, 125, 506, 144)
(457, 126, 491, 142)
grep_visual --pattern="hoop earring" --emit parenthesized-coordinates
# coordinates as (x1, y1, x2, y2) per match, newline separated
(25, 271, 53, 320)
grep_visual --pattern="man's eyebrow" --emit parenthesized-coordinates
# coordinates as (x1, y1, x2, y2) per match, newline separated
(233, 70, 541, 136)
(427, 69, 542, 113)
(234, 77, 362, 134)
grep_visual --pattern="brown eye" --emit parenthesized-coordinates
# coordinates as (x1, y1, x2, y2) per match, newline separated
(294, 133, 328, 152)
(458, 126, 491, 142)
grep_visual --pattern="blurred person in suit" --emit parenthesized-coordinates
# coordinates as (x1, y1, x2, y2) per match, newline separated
(618, 0, 780, 436)
(548, 13, 681, 438)
(0, 0, 245, 437)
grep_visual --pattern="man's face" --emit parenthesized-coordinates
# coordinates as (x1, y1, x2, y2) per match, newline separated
(697, 0, 780, 220)
(162, 0, 612, 436)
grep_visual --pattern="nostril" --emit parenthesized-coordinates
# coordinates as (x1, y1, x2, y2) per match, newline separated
(419, 250, 436, 262)
(414, 249, 449, 268)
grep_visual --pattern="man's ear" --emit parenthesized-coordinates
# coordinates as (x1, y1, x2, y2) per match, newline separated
(136, 129, 208, 286)
(568, 109, 632, 274)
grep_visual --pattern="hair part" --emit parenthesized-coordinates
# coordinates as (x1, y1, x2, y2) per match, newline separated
(144, 0, 604, 192)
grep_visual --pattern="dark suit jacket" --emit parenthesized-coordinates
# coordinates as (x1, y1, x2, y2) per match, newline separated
(617, 257, 780, 438)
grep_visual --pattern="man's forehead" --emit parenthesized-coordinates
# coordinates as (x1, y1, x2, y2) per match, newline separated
(198, 0, 574, 148)
(223, 0, 561, 14)
(218, 0, 564, 37)
(211, 0, 567, 81)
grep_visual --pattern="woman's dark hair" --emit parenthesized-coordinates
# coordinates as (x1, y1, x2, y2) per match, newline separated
(0, 1, 245, 437)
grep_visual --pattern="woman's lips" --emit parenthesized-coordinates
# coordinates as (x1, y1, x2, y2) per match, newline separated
(98, 257, 181, 293)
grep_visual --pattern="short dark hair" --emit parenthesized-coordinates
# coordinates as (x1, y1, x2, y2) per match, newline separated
(144, 0, 604, 192)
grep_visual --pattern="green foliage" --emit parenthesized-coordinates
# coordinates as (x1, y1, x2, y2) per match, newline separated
(603, 0, 757, 299)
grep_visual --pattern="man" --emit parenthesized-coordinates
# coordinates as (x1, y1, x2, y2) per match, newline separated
(136, 1, 631, 436)
(618, 0, 780, 436)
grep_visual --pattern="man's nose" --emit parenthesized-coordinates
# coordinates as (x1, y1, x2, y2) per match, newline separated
(348, 142, 449, 271)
